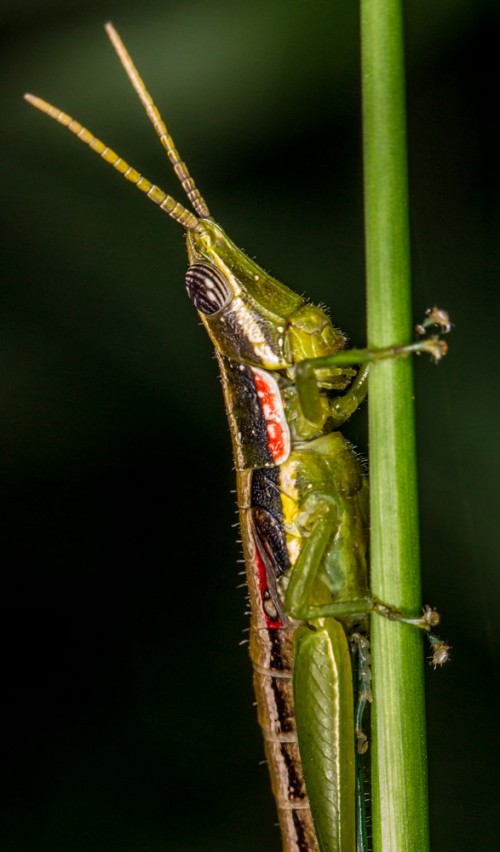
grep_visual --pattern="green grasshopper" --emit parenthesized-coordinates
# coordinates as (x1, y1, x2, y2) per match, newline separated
(25, 24, 450, 852)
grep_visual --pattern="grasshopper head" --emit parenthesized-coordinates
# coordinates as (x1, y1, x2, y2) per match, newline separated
(24, 24, 310, 373)
(186, 219, 305, 369)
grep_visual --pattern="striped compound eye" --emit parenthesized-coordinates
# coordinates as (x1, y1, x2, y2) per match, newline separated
(185, 263, 233, 315)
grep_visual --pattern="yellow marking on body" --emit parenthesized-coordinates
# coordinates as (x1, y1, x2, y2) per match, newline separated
(279, 462, 302, 566)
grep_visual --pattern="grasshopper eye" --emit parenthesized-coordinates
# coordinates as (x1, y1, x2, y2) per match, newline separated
(185, 263, 232, 315)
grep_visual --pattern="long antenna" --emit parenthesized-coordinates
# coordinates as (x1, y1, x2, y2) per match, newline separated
(24, 23, 212, 231)
(105, 22, 210, 219)
(24, 93, 201, 231)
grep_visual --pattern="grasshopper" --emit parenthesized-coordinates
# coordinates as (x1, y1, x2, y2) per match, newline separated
(25, 23, 449, 852)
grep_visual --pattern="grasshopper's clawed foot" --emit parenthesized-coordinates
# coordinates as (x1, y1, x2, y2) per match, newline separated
(399, 603, 440, 629)
(398, 605, 451, 667)
(414, 306, 452, 363)
(372, 601, 451, 667)
(416, 338, 448, 363)
(426, 633, 452, 668)
(415, 306, 452, 336)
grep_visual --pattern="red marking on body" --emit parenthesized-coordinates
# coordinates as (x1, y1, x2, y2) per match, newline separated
(254, 538, 283, 629)
(251, 367, 290, 465)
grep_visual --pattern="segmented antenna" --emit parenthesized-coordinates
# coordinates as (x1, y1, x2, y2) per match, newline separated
(24, 94, 200, 231)
(23, 23, 211, 231)
(105, 22, 210, 219)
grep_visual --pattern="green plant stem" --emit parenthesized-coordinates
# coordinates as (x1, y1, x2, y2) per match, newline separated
(360, 2, 430, 851)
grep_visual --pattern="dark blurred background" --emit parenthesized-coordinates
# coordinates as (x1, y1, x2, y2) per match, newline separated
(1, 1, 498, 850)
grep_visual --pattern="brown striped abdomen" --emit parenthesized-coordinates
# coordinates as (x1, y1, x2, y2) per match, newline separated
(236, 459, 319, 851)
(249, 622, 319, 852)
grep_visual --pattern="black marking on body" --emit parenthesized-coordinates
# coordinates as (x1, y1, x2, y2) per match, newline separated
(292, 809, 310, 851)
(251, 468, 290, 578)
(269, 628, 286, 671)
(251, 465, 282, 516)
(221, 358, 274, 469)
(270, 675, 295, 735)
(281, 743, 308, 802)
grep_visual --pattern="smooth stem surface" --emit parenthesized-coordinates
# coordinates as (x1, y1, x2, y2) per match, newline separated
(360, 1, 430, 851)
